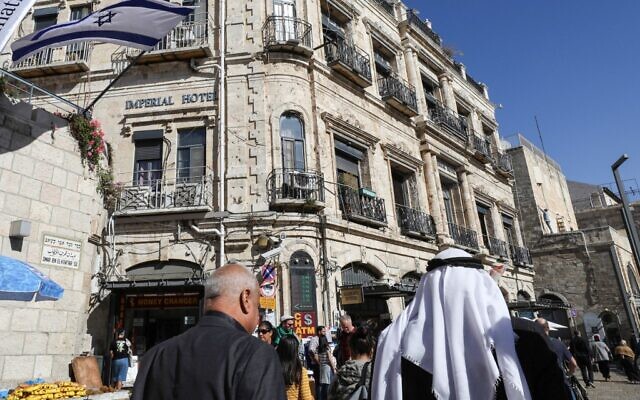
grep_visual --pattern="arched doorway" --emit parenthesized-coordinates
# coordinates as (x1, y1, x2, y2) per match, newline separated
(340, 263, 389, 328)
(599, 310, 621, 348)
(400, 272, 422, 304)
(537, 293, 571, 339)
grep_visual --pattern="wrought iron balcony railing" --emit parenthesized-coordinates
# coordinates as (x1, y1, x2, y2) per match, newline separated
(378, 75, 419, 116)
(115, 167, 213, 215)
(152, 14, 209, 51)
(338, 184, 387, 226)
(396, 204, 436, 237)
(486, 236, 509, 259)
(428, 102, 469, 141)
(448, 222, 479, 249)
(263, 16, 313, 50)
(494, 153, 513, 175)
(11, 41, 92, 70)
(371, 0, 395, 16)
(471, 134, 493, 161)
(325, 39, 372, 86)
(466, 73, 485, 96)
(267, 169, 325, 206)
(510, 245, 532, 266)
(406, 9, 441, 45)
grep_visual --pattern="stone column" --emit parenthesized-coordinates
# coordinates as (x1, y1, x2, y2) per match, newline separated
(432, 154, 451, 242)
(513, 216, 525, 247)
(403, 46, 427, 115)
(458, 170, 481, 237)
(469, 108, 483, 136)
(438, 73, 456, 110)
(421, 150, 441, 232)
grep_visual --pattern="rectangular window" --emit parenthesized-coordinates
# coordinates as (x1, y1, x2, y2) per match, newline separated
(502, 214, 515, 247)
(33, 13, 57, 32)
(477, 204, 491, 247)
(177, 127, 206, 183)
(134, 136, 163, 186)
(335, 139, 364, 189)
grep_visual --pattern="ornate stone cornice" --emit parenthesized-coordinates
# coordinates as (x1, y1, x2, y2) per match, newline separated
(381, 142, 423, 171)
(363, 17, 402, 55)
(326, 0, 361, 20)
(322, 112, 379, 151)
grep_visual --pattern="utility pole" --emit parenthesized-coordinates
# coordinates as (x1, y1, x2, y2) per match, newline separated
(612, 154, 640, 275)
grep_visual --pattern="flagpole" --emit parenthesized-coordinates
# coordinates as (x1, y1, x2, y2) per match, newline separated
(82, 50, 146, 117)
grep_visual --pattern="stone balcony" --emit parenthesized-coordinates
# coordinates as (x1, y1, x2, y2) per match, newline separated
(114, 167, 213, 216)
(10, 42, 92, 78)
(485, 235, 509, 259)
(405, 9, 442, 45)
(262, 15, 313, 57)
(510, 245, 533, 267)
(428, 102, 469, 142)
(325, 39, 372, 88)
(448, 222, 479, 251)
(338, 185, 387, 227)
(396, 204, 436, 240)
(267, 169, 325, 211)
(493, 153, 514, 177)
(378, 75, 419, 117)
(471, 133, 493, 163)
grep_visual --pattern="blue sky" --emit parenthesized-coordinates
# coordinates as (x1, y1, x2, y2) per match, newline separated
(404, 0, 639, 194)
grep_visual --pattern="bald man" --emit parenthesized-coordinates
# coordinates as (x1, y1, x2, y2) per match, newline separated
(132, 264, 286, 400)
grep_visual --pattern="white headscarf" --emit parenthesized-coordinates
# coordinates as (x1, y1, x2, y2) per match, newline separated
(371, 248, 531, 400)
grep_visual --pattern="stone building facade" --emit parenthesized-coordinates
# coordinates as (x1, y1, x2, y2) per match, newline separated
(2, 0, 534, 359)
(508, 135, 640, 343)
(0, 93, 105, 386)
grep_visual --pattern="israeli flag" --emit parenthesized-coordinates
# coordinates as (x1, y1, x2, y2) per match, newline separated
(11, 0, 193, 61)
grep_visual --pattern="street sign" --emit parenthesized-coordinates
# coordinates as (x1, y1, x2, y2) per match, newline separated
(260, 282, 276, 297)
(570, 308, 577, 317)
(261, 264, 276, 282)
(293, 311, 316, 338)
(340, 286, 364, 305)
(260, 296, 276, 309)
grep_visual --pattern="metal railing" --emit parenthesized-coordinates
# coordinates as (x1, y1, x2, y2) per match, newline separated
(510, 245, 532, 266)
(115, 167, 213, 213)
(263, 16, 313, 49)
(325, 39, 372, 83)
(396, 204, 436, 236)
(486, 236, 509, 259)
(448, 222, 479, 249)
(378, 75, 418, 113)
(494, 153, 513, 173)
(428, 102, 469, 140)
(371, 0, 395, 16)
(0, 69, 83, 114)
(11, 41, 92, 70)
(338, 184, 387, 225)
(152, 14, 208, 51)
(406, 9, 441, 44)
(466, 73, 485, 95)
(472, 134, 493, 159)
(267, 169, 324, 203)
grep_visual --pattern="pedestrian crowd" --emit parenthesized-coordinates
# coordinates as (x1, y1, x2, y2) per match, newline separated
(127, 250, 640, 400)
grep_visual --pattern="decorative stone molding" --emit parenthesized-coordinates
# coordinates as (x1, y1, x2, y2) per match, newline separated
(473, 190, 496, 207)
(326, 0, 361, 20)
(381, 142, 423, 172)
(322, 112, 379, 152)
(363, 17, 402, 55)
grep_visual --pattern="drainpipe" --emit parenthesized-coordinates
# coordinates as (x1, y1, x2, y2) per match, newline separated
(319, 215, 331, 326)
(188, 221, 222, 236)
(609, 244, 640, 340)
(218, 0, 226, 267)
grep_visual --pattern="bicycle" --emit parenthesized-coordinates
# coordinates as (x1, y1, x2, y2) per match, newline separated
(568, 374, 589, 400)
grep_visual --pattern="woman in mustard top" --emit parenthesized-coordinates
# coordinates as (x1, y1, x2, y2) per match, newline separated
(277, 335, 313, 400)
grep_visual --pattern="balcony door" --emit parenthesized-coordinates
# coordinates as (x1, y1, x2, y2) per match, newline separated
(68, 6, 90, 60)
(134, 138, 163, 186)
(273, 0, 296, 41)
(177, 127, 205, 183)
(280, 113, 305, 171)
(32, 9, 58, 64)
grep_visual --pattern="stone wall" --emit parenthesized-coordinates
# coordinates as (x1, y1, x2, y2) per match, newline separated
(0, 96, 105, 387)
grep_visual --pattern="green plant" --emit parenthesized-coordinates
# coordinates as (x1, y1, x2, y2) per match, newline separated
(0, 76, 6, 96)
(96, 166, 122, 212)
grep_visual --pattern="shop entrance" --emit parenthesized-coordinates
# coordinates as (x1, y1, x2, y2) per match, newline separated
(340, 263, 391, 330)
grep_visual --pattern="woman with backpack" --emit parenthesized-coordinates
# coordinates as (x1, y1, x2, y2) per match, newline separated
(328, 326, 374, 400)
(277, 335, 314, 400)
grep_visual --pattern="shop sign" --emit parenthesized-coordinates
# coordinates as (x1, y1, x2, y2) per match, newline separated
(41, 234, 82, 269)
(126, 294, 200, 309)
(124, 91, 215, 110)
(293, 311, 316, 338)
(259, 296, 276, 310)
(340, 286, 364, 305)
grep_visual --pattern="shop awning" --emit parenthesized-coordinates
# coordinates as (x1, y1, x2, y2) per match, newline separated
(0, 255, 64, 301)
(507, 299, 572, 311)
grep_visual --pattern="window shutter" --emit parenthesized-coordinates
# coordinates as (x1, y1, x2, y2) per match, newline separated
(135, 139, 163, 161)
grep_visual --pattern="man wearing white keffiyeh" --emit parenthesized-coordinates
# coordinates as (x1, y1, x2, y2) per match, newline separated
(370, 248, 533, 400)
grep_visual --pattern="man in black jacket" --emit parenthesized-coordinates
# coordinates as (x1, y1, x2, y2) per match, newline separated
(570, 329, 595, 388)
(132, 264, 286, 400)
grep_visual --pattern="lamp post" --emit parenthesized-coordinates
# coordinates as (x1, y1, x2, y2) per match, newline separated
(611, 154, 640, 275)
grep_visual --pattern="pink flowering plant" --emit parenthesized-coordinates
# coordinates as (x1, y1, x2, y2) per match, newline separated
(65, 113, 121, 211)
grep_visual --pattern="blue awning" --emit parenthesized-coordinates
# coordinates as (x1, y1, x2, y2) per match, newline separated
(0, 256, 64, 301)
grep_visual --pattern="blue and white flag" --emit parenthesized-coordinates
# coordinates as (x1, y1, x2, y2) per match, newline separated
(11, 0, 193, 61)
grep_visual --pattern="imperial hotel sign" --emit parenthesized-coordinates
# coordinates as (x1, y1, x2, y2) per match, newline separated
(124, 91, 216, 110)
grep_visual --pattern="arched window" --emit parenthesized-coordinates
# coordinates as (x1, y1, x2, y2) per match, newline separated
(280, 112, 305, 171)
(517, 290, 531, 301)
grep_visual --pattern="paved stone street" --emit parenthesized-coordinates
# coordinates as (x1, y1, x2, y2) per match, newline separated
(579, 367, 640, 400)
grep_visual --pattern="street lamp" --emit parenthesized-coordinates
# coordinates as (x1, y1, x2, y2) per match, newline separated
(611, 154, 640, 275)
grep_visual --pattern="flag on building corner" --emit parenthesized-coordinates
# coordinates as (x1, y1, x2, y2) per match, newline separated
(0, 0, 37, 53)
(11, 0, 193, 62)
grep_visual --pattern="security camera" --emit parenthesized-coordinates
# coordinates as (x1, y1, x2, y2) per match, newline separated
(261, 247, 282, 259)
